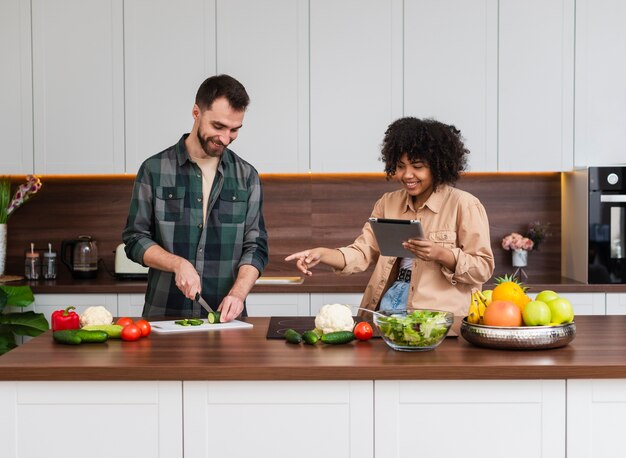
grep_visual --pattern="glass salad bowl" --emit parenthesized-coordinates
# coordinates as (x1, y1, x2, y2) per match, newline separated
(372, 309, 454, 352)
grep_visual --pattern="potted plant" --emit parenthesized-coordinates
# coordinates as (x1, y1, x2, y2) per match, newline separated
(0, 285, 49, 355)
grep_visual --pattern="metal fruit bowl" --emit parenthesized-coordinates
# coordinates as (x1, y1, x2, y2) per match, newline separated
(460, 318, 576, 350)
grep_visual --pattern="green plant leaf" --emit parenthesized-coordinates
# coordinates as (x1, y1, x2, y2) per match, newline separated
(0, 326, 17, 355)
(0, 285, 35, 307)
(0, 177, 10, 224)
(0, 288, 7, 313)
(0, 311, 49, 336)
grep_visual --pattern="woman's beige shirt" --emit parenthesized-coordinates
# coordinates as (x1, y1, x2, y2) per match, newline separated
(338, 184, 495, 316)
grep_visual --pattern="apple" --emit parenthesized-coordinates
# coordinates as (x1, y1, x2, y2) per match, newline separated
(482, 290, 493, 305)
(547, 297, 574, 324)
(522, 300, 551, 326)
(535, 290, 559, 304)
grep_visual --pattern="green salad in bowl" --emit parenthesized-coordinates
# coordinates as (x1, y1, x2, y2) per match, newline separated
(373, 309, 454, 351)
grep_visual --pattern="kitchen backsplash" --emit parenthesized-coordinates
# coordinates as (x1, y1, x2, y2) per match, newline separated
(2, 173, 561, 282)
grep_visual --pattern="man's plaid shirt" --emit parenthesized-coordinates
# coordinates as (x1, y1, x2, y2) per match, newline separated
(123, 134, 268, 317)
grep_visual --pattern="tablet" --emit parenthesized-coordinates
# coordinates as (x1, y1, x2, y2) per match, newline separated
(369, 217, 425, 257)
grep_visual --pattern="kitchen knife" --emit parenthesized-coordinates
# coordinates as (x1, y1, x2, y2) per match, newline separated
(194, 293, 215, 314)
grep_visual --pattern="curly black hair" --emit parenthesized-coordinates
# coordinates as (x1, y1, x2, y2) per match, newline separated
(380, 117, 469, 189)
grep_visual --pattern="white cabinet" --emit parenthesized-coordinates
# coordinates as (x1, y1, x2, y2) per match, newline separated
(575, 0, 626, 167)
(404, 0, 498, 172)
(606, 293, 626, 315)
(117, 293, 146, 318)
(183, 380, 373, 458)
(310, 293, 364, 316)
(215, 0, 309, 173)
(309, 0, 402, 172)
(567, 379, 626, 458)
(33, 293, 118, 324)
(0, 0, 33, 173)
(0, 381, 182, 458)
(498, 0, 574, 172)
(565, 292, 606, 315)
(31, 0, 125, 174)
(376, 380, 565, 458)
(124, 0, 216, 173)
(246, 293, 310, 316)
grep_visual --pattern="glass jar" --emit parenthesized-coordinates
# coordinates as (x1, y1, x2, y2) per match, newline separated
(43, 251, 57, 279)
(25, 252, 40, 280)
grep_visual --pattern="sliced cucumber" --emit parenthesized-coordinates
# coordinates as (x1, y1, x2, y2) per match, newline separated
(207, 312, 221, 324)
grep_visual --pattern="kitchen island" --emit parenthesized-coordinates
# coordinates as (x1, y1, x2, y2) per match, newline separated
(0, 316, 625, 458)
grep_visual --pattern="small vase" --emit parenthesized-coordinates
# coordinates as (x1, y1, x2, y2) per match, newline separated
(512, 249, 528, 267)
(511, 249, 528, 280)
(0, 223, 6, 277)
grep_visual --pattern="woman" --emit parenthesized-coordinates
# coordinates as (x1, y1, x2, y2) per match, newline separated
(285, 117, 494, 316)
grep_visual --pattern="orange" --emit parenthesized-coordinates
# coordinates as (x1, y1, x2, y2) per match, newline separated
(492, 281, 531, 312)
(482, 300, 523, 327)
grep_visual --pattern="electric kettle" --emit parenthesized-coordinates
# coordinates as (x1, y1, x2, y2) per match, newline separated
(61, 235, 99, 279)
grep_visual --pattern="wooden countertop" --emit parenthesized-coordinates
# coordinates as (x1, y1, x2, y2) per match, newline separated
(1, 315, 625, 381)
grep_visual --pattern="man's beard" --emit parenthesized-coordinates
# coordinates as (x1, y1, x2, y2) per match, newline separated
(197, 130, 225, 158)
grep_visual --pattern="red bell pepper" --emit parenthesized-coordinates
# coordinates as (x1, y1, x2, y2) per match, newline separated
(51, 306, 80, 331)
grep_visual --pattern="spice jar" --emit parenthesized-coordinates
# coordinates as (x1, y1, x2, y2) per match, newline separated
(43, 243, 57, 279)
(24, 243, 40, 280)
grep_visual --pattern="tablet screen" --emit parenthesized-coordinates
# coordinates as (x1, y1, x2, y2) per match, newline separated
(369, 217, 424, 257)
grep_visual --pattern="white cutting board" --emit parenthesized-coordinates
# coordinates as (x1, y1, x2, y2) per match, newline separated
(150, 319, 253, 333)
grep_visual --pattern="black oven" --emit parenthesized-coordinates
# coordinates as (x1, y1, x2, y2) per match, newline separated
(589, 166, 626, 283)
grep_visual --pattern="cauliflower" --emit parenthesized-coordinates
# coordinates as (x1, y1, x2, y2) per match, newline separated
(315, 303, 355, 334)
(79, 306, 113, 327)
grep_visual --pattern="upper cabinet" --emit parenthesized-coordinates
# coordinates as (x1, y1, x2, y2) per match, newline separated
(575, 0, 626, 167)
(0, 0, 33, 173)
(404, 0, 498, 172)
(31, 0, 124, 174)
(124, 0, 216, 174)
(215, 0, 309, 174)
(498, 0, 574, 172)
(9, 0, 625, 174)
(309, 0, 402, 173)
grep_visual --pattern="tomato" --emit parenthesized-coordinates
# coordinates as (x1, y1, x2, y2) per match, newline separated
(135, 319, 151, 337)
(116, 317, 134, 327)
(353, 321, 374, 341)
(120, 324, 142, 341)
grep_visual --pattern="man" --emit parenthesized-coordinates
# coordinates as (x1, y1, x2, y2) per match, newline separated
(123, 74, 268, 321)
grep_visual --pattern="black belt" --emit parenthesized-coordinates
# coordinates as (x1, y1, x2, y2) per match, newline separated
(397, 268, 412, 283)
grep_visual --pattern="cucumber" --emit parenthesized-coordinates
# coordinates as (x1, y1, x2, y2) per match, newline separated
(187, 318, 204, 326)
(321, 331, 355, 345)
(75, 330, 109, 343)
(174, 319, 204, 326)
(53, 329, 108, 345)
(81, 324, 123, 338)
(284, 328, 302, 344)
(207, 312, 221, 324)
(53, 330, 82, 345)
(302, 330, 319, 345)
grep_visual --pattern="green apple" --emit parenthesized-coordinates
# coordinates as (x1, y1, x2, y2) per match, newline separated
(482, 290, 493, 305)
(547, 297, 574, 324)
(522, 300, 551, 326)
(535, 290, 559, 304)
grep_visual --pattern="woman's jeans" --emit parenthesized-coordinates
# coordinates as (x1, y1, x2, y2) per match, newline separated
(379, 280, 409, 313)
